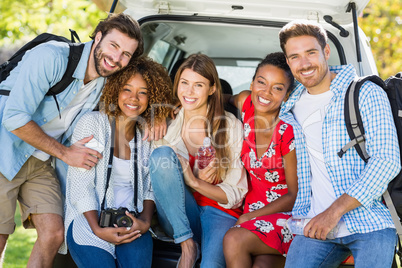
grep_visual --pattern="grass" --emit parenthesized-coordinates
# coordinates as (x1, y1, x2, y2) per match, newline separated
(2, 204, 37, 268)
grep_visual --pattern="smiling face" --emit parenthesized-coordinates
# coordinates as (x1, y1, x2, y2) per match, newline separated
(93, 29, 139, 77)
(250, 64, 291, 116)
(177, 68, 216, 116)
(284, 35, 331, 94)
(118, 73, 149, 120)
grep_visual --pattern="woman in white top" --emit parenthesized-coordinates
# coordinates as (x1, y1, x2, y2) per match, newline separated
(63, 57, 172, 268)
(150, 54, 248, 268)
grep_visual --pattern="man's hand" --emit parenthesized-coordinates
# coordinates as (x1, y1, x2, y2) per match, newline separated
(303, 209, 341, 240)
(62, 135, 103, 170)
(143, 120, 167, 142)
(303, 194, 361, 240)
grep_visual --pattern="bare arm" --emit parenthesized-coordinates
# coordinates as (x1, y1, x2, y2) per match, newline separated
(304, 194, 361, 240)
(236, 149, 298, 224)
(12, 120, 102, 169)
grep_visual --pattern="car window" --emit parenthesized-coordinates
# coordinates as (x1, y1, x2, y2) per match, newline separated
(148, 40, 182, 69)
(142, 20, 342, 95)
(216, 63, 258, 95)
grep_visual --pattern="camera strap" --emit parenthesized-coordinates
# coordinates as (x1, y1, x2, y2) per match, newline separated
(100, 119, 139, 213)
(100, 119, 115, 211)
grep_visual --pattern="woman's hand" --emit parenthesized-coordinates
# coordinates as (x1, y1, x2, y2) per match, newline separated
(143, 119, 167, 141)
(194, 158, 218, 184)
(95, 226, 141, 245)
(130, 211, 151, 235)
(177, 154, 198, 188)
(235, 212, 255, 225)
(94, 211, 145, 245)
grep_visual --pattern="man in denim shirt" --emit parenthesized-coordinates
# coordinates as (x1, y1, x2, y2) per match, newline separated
(0, 13, 143, 267)
(279, 20, 400, 267)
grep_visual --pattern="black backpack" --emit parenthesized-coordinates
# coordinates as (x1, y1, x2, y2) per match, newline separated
(338, 73, 402, 259)
(0, 30, 85, 115)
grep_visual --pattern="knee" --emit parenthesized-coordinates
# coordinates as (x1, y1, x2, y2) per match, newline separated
(150, 146, 175, 162)
(223, 228, 242, 254)
(38, 224, 64, 247)
(150, 146, 179, 182)
(150, 146, 177, 169)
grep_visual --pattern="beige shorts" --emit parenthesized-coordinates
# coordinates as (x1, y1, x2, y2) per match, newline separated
(0, 156, 63, 234)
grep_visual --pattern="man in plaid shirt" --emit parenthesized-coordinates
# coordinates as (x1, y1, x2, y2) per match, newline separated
(279, 20, 400, 267)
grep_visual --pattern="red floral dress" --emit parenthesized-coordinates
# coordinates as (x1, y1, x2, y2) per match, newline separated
(237, 95, 295, 256)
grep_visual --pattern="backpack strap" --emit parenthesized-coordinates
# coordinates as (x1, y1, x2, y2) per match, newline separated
(46, 43, 85, 96)
(338, 75, 385, 162)
(46, 42, 85, 118)
(383, 189, 402, 264)
(0, 89, 10, 96)
(384, 190, 402, 238)
(69, 29, 81, 43)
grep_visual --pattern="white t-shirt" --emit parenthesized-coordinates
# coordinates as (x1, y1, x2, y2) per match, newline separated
(292, 89, 351, 237)
(112, 156, 133, 208)
(32, 80, 97, 161)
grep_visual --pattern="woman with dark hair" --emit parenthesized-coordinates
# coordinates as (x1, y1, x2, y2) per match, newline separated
(223, 52, 298, 268)
(62, 57, 172, 268)
(150, 53, 248, 268)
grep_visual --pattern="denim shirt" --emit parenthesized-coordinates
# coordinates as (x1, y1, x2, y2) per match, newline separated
(0, 40, 105, 181)
(279, 64, 401, 233)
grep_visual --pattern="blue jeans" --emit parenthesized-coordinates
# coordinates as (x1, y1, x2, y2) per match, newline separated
(67, 221, 153, 268)
(285, 228, 397, 268)
(150, 146, 237, 268)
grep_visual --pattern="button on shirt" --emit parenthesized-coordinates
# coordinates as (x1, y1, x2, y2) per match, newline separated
(280, 64, 401, 233)
(0, 40, 105, 181)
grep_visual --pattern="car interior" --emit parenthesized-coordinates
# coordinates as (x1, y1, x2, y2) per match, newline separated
(141, 19, 343, 95)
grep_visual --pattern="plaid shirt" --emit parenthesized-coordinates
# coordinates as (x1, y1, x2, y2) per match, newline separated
(280, 64, 400, 233)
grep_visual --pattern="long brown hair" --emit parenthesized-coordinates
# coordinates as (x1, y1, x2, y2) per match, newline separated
(173, 54, 229, 180)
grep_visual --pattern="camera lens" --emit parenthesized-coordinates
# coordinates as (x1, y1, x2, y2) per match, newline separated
(115, 215, 133, 227)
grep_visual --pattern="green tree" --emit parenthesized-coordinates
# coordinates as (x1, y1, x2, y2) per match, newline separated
(359, 0, 402, 79)
(0, 0, 105, 54)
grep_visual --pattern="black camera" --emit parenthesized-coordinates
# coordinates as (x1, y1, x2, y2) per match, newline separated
(99, 207, 138, 228)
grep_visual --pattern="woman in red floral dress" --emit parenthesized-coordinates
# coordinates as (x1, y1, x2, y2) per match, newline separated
(223, 52, 298, 268)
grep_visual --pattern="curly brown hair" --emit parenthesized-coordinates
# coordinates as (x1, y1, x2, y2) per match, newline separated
(99, 57, 173, 128)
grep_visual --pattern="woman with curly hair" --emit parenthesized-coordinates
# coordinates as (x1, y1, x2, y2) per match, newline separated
(62, 57, 172, 268)
(223, 52, 297, 268)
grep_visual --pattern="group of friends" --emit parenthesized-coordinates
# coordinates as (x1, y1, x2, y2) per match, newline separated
(0, 12, 399, 268)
